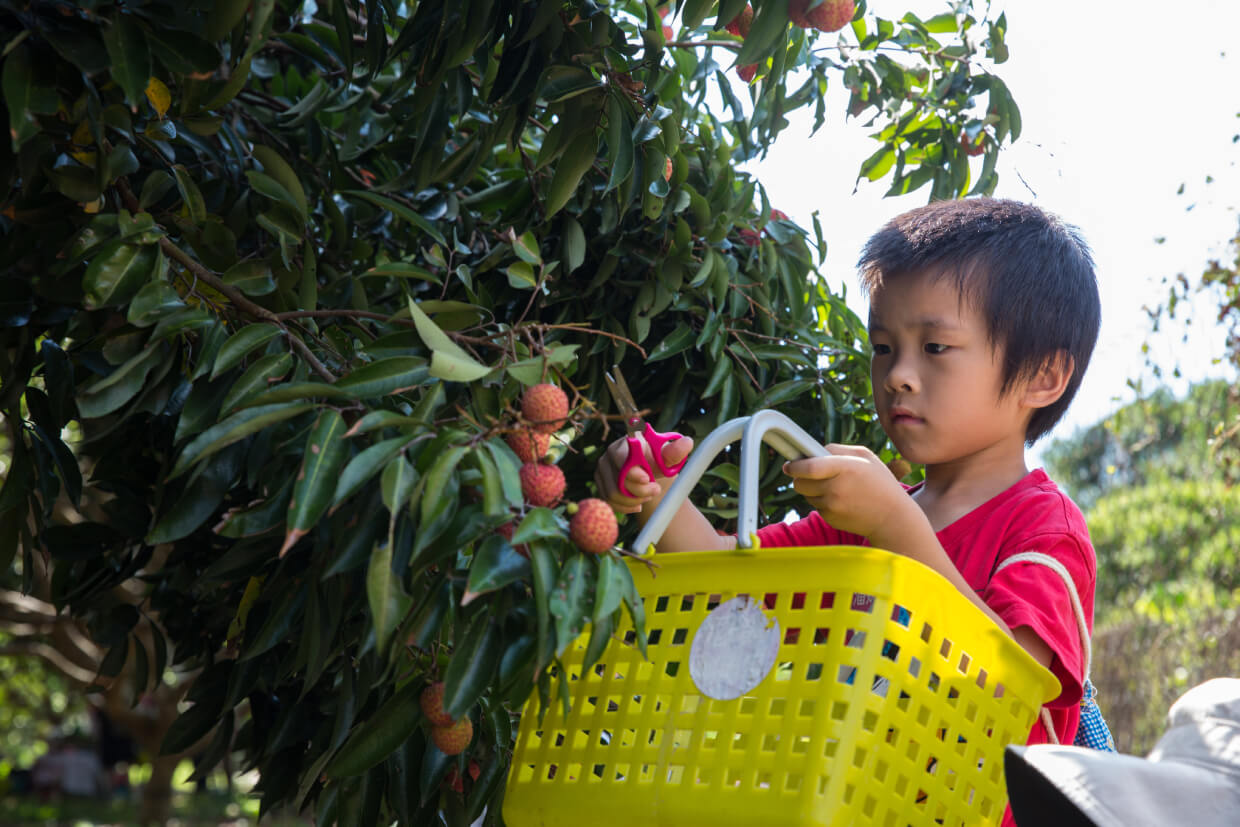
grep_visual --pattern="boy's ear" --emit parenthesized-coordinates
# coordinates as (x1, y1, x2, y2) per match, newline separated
(1022, 351, 1073, 410)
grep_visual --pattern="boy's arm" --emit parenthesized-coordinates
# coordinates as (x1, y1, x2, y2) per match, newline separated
(783, 447, 1053, 669)
(594, 434, 735, 553)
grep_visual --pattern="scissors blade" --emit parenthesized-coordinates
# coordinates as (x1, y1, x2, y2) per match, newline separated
(604, 367, 643, 436)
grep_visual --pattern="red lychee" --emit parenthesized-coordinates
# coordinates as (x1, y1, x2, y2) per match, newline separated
(737, 63, 759, 83)
(519, 462, 565, 507)
(521, 383, 568, 434)
(506, 429, 550, 463)
(770, 209, 789, 221)
(725, 5, 754, 37)
(789, 0, 855, 32)
(663, 157, 673, 181)
(444, 766, 464, 793)
(960, 131, 988, 157)
(431, 717, 473, 756)
(663, 24, 674, 41)
(569, 498, 619, 554)
(420, 681, 453, 727)
(497, 521, 530, 559)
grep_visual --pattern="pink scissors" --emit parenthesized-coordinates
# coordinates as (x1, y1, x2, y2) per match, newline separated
(604, 366, 686, 498)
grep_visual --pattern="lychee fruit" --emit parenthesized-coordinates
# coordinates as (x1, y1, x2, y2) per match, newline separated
(789, 0, 855, 32)
(960, 131, 988, 157)
(497, 521, 530, 559)
(507, 429, 550, 463)
(663, 24, 674, 41)
(521, 383, 568, 434)
(770, 209, 788, 221)
(737, 63, 759, 83)
(444, 765, 464, 793)
(420, 681, 453, 727)
(568, 498, 619, 554)
(725, 5, 754, 38)
(519, 462, 565, 507)
(887, 457, 913, 480)
(431, 717, 473, 756)
(663, 157, 673, 181)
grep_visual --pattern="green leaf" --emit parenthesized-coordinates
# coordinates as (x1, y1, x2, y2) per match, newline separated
(513, 231, 542, 265)
(442, 613, 501, 720)
(528, 540, 559, 670)
(430, 350, 492, 382)
(484, 439, 524, 508)
(593, 553, 627, 622)
(212, 324, 283, 379)
(540, 66, 604, 103)
(418, 444, 467, 528)
(562, 216, 586, 273)
(549, 554, 595, 656)
(172, 164, 207, 224)
(505, 260, 537, 290)
(604, 94, 634, 194)
(246, 171, 308, 224)
(3, 45, 44, 149)
(126, 280, 183, 327)
(334, 435, 415, 507)
(83, 240, 158, 309)
(77, 344, 164, 418)
(646, 322, 695, 363)
(462, 534, 530, 605)
(326, 683, 423, 779)
(406, 297, 491, 381)
(102, 14, 150, 109)
(380, 455, 417, 516)
(170, 402, 315, 479)
(367, 541, 412, 660)
(545, 129, 597, 218)
(512, 508, 564, 545)
(342, 190, 446, 246)
(359, 262, 438, 282)
(335, 356, 428, 399)
(221, 351, 293, 413)
(252, 144, 310, 220)
(737, 0, 790, 65)
(281, 409, 350, 556)
(221, 260, 277, 297)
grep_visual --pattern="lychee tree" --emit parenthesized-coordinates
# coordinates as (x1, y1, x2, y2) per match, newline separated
(0, 0, 1019, 823)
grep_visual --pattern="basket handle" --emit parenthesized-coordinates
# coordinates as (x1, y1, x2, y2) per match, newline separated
(631, 409, 830, 554)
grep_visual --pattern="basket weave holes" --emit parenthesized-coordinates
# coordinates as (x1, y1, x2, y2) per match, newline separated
(790, 592, 806, 610)
(805, 662, 823, 681)
(670, 627, 688, 645)
(957, 651, 971, 674)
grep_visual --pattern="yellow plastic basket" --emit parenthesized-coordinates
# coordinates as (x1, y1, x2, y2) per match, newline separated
(503, 414, 1059, 827)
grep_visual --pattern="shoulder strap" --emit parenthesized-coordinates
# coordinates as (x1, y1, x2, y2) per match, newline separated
(993, 551, 1091, 746)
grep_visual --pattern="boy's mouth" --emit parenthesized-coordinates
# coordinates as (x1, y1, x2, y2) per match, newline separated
(888, 406, 922, 425)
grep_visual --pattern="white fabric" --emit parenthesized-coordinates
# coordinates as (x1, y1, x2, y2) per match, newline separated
(1006, 678, 1240, 827)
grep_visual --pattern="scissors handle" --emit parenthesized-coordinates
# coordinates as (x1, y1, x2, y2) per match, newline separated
(616, 424, 686, 498)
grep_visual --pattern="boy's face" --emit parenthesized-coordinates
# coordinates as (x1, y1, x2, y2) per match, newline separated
(867, 273, 1031, 466)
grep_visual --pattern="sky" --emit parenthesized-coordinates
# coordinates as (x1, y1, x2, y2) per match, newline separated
(745, 0, 1240, 454)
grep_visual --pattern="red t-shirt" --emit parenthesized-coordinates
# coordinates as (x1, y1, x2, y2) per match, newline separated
(755, 468, 1095, 749)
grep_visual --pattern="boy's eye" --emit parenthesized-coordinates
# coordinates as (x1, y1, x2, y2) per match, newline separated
(871, 343, 891, 355)
(924, 343, 948, 354)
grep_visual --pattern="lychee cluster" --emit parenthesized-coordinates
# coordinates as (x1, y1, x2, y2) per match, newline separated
(421, 682, 474, 756)
(568, 498, 619, 554)
(512, 382, 568, 508)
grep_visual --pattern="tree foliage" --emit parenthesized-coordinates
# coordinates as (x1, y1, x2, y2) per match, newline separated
(0, 0, 1017, 821)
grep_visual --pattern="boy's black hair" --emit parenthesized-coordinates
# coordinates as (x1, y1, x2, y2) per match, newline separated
(857, 197, 1100, 444)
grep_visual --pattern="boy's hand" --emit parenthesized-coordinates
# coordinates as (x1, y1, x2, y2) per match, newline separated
(594, 433, 694, 514)
(782, 444, 919, 540)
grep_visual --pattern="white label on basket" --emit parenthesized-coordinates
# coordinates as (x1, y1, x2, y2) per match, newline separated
(688, 595, 781, 700)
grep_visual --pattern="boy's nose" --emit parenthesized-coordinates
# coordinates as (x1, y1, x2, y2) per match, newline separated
(883, 359, 917, 393)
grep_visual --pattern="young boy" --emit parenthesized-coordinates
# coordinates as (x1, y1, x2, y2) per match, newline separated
(595, 198, 1101, 755)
